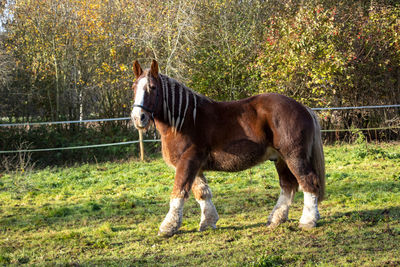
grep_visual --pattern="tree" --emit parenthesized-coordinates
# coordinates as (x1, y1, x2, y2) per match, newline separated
(254, 2, 400, 108)
(0, 34, 12, 85)
(185, 0, 268, 100)
(3, 0, 140, 121)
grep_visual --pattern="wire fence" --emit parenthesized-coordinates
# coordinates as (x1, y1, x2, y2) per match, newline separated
(0, 117, 131, 127)
(0, 140, 160, 154)
(1, 104, 399, 154)
(320, 126, 400, 132)
(311, 104, 400, 111)
(1, 104, 400, 128)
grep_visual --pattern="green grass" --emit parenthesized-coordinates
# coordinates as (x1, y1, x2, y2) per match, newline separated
(1, 142, 400, 266)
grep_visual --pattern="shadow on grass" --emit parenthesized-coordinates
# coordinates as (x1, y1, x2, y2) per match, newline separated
(319, 206, 400, 228)
(328, 179, 400, 195)
(0, 188, 278, 231)
(56, 257, 189, 267)
(3, 178, 398, 233)
(0, 196, 166, 230)
(321, 179, 400, 227)
(179, 222, 268, 235)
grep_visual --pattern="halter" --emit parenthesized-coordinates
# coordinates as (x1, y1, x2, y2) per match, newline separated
(132, 76, 160, 123)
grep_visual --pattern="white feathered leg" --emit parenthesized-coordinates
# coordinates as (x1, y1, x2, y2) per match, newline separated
(299, 192, 320, 229)
(192, 174, 219, 231)
(267, 189, 294, 227)
(197, 198, 219, 231)
(158, 198, 184, 236)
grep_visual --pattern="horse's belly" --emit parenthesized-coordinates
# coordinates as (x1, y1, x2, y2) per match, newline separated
(204, 140, 278, 172)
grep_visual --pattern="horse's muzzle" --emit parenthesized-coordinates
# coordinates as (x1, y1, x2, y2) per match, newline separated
(131, 108, 150, 130)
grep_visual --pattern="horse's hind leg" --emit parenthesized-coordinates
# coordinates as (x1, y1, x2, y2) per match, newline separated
(285, 153, 321, 229)
(192, 173, 219, 231)
(267, 158, 297, 227)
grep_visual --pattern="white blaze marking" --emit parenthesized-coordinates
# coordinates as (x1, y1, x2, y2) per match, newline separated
(132, 78, 148, 120)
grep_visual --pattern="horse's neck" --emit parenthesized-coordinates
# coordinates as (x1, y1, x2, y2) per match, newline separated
(159, 74, 209, 132)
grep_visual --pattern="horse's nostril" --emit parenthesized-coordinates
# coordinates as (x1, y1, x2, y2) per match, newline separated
(140, 113, 146, 122)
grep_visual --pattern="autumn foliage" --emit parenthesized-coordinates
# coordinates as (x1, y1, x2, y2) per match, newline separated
(1, 0, 399, 120)
(0, 0, 399, 163)
(254, 3, 400, 108)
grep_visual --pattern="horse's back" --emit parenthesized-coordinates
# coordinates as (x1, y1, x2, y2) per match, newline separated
(202, 93, 315, 171)
(215, 93, 315, 145)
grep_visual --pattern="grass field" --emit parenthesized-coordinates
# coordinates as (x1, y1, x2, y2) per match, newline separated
(1, 142, 400, 266)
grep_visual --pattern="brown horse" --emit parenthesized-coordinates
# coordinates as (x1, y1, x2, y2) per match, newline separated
(131, 60, 325, 236)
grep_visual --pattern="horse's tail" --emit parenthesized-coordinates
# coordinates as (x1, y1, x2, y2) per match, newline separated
(307, 108, 326, 202)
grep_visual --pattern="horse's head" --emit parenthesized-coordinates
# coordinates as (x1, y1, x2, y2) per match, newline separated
(131, 60, 161, 130)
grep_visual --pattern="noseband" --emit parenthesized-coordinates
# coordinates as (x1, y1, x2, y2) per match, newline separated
(132, 77, 160, 122)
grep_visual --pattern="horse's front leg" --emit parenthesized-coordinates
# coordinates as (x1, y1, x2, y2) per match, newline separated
(158, 147, 204, 237)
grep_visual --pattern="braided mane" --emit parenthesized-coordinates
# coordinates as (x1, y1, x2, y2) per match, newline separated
(159, 74, 211, 132)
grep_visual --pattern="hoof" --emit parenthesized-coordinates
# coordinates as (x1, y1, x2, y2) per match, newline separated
(158, 229, 177, 237)
(266, 221, 280, 229)
(299, 222, 316, 229)
(199, 223, 217, 232)
(198, 215, 218, 232)
(266, 216, 287, 228)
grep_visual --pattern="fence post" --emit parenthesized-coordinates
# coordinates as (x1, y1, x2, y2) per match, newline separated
(139, 129, 144, 161)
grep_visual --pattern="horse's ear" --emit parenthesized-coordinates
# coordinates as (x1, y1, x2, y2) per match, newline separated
(150, 59, 159, 78)
(133, 60, 143, 79)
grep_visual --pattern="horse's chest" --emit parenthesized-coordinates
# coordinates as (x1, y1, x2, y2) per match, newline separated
(161, 135, 193, 168)
(162, 143, 179, 168)
(205, 140, 278, 172)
